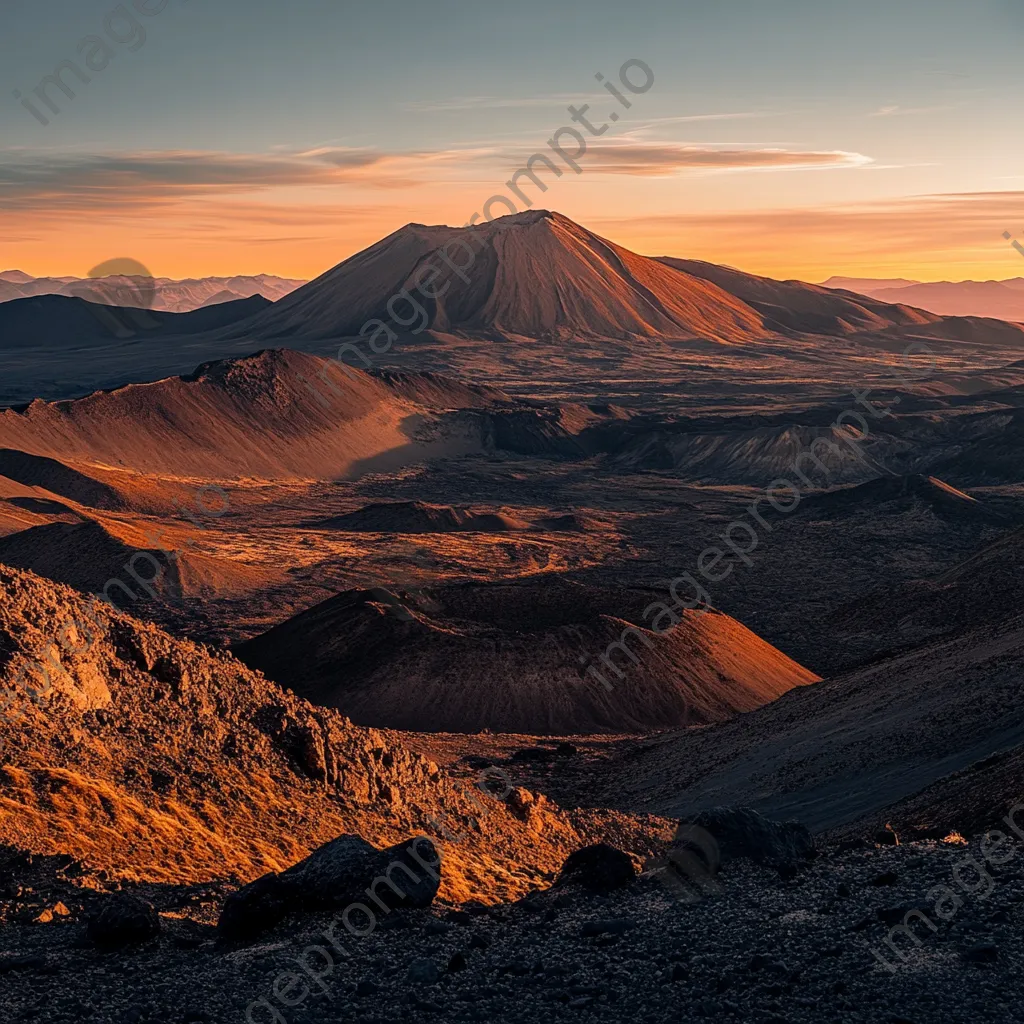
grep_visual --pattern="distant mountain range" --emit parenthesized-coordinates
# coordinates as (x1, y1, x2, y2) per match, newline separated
(231, 210, 1020, 345)
(0, 270, 305, 312)
(823, 275, 1024, 322)
(6, 211, 1024, 408)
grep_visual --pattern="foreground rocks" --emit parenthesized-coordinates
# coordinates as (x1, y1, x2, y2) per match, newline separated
(86, 894, 161, 949)
(685, 806, 816, 875)
(1, 830, 1022, 1024)
(218, 835, 442, 940)
(557, 844, 637, 892)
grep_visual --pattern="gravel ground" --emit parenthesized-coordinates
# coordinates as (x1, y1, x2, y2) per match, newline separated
(2, 834, 1022, 1024)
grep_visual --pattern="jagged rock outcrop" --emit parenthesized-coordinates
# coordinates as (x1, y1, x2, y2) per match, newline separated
(0, 564, 668, 903)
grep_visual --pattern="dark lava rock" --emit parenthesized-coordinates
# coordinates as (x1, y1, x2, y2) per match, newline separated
(217, 834, 441, 941)
(510, 747, 555, 763)
(448, 952, 467, 972)
(407, 957, 440, 984)
(685, 807, 815, 873)
(0, 953, 49, 973)
(86, 894, 161, 949)
(557, 843, 636, 892)
(875, 826, 900, 847)
(555, 743, 578, 756)
(356, 979, 380, 997)
(501, 960, 531, 976)
(961, 943, 998, 964)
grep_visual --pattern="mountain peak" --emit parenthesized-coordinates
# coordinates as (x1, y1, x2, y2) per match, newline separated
(241, 211, 770, 343)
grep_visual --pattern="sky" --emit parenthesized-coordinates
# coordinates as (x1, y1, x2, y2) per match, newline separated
(2, 0, 1024, 282)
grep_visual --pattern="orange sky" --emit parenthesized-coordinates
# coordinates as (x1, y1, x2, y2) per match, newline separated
(6, 168, 1024, 285)
(4, 0, 1024, 284)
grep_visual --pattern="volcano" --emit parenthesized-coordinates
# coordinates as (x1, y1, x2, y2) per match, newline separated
(234, 211, 771, 343)
(234, 578, 819, 734)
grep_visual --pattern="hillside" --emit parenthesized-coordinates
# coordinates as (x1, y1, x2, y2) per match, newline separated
(0, 517, 273, 604)
(592, 605, 1024, 832)
(660, 257, 936, 335)
(0, 293, 269, 349)
(0, 564, 667, 902)
(0, 350, 495, 484)
(235, 578, 819, 734)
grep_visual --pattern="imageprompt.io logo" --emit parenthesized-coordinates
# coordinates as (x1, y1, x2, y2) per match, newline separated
(66, 257, 160, 338)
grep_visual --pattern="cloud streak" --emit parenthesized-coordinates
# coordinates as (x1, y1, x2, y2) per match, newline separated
(0, 148, 446, 210)
(0, 142, 872, 213)
(582, 144, 872, 176)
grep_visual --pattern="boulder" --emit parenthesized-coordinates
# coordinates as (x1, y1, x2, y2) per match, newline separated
(217, 834, 441, 941)
(556, 843, 636, 892)
(684, 807, 815, 874)
(87, 894, 161, 948)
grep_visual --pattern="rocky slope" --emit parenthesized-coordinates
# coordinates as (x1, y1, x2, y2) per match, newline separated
(0, 351, 501, 485)
(0, 565, 668, 904)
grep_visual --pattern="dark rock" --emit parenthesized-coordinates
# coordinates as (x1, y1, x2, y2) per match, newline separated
(217, 834, 440, 941)
(407, 957, 440, 984)
(684, 807, 815, 873)
(961, 943, 998, 964)
(424, 918, 451, 935)
(448, 952, 467, 972)
(469, 932, 491, 950)
(356, 979, 380, 997)
(557, 843, 636, 892)
(872, 871, 899, 886)
(0, 953, 48, 973)
(875, 826, 900, 847)
(555, 743, 578, 756)
(86, 894, 161, 949)
(501, 960, 531, 976)
(511, 747, 555, 763)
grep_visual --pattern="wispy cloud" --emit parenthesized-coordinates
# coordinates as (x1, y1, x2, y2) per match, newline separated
(0, 148, 460, 209)
(581, 144, 872, 176)
(628, 111, 781, 127)
(869, 103, 957, 117)
(400, 93, 605, 112)
(0, 141, 872, 214)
